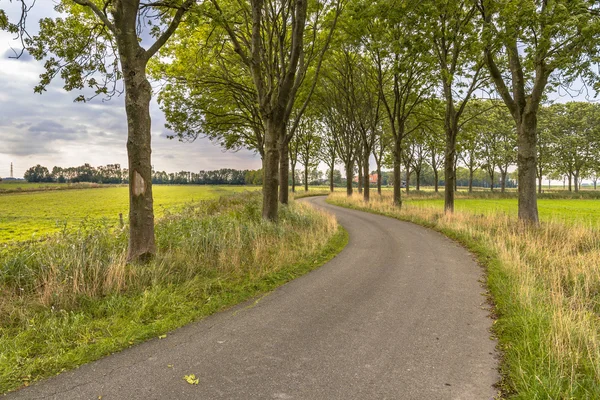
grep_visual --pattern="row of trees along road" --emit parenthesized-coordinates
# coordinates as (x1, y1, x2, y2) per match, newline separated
(23, 164, 261, 185)
(2, 0, 599, 262)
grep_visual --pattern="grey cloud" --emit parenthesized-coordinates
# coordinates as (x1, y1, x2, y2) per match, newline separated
(1, 134, 55, 155)
(0, 32, 262, 173)
(29, 120, 68, 133)
(27, 120, 87, 141)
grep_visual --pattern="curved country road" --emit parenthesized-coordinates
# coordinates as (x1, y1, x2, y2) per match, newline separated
(9, 196, 498, 400)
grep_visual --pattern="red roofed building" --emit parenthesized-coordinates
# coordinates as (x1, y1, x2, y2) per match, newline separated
(353, 173, 379, 184)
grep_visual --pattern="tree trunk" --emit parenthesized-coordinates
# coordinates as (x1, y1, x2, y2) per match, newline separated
(454, 156, 458, 192)
(304, 164, 309, 192)
(501, 170, 507, 193)
(262, 119, 280, 220)
(291, 160, 296, 193)
(120, 48, 155, 263)
(415, 168, 421, 191)
(357, 158, 363, 194)
(538, 173, 542, 194)
(516, 112, 539, 223)
(433, 167, 439, 193)
(393, 154, 402, 207)
(468, 167, 474, 193)
(377, 164, 382, 195)
(490, 170, 495, 191)
(279, 140, 290, 204)
(345, 161, 353, 196)
(329, 167, 334, 192)
(574, 171, 580, 192)
(405, 166, 410, 194)
(363, 154, 370, 202)
(568, 173, 572, 192)
(444, 117, 458, 213)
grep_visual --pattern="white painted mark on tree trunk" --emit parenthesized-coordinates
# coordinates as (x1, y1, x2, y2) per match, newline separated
(133, 171, 145, 196)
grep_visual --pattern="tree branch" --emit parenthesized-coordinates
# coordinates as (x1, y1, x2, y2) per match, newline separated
(146, 0, 195, 60)
(70, 0, 116, 32)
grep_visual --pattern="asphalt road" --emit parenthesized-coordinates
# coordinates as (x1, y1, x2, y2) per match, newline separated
(8, 196, 498, 400)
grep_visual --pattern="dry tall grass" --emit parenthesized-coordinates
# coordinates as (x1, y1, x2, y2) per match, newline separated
(1, 193, 337, 311)
(329, 192, 600, 398)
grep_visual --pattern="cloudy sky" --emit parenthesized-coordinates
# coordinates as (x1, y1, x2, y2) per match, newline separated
(0, 3, 261, 179)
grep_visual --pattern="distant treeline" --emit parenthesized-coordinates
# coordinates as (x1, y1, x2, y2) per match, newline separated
(23, 164, 264, 185)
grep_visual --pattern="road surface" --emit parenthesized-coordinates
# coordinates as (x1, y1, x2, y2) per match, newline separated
(8, 196, 498, 400)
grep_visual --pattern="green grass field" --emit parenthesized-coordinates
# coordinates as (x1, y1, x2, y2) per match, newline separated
(0, 185, 258, 243)
(408, 197, 600, 226)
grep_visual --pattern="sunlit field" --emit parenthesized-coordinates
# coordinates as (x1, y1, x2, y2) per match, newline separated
(409, 197, 600, 226)
(0, 185, 259, 243)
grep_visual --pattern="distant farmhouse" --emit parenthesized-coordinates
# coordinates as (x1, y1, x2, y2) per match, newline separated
(353, 173, 379, 184)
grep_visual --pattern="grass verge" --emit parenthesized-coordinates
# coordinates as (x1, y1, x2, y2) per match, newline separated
(0, 192, 347, 394)
(327, 192, 600, 399)
(291, 190, 331, 199)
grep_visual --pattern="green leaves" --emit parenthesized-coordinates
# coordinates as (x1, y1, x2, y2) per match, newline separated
(541, 102, 600, 181)
(0, 9, 9, 31)
(483, 0, 600, 94)
(26, 10, 119, 100)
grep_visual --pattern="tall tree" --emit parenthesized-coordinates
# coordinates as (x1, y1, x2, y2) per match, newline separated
(422, 111, 445, 193)
(425, 0, 487, 213)
(289, 129, 301, 193)
(474, 103, 517, 192)
(295, 115, 321, 192)
(373, 1, 433, 207)
(402, 139, 415, 193)
(536, 105, 554, 194)
(372, 128, 390, 195)
(319, 123, 338, 192)
(206, 0, 341, 218)
(348, 51, 381, 201)
(478, 0, 600, 222)
(546, 102, 600, 192)
(318, 48, 359, 196)
(276, 0, 342, 204)
(410, 134, 427, 191)
(28, 0, 194, 262)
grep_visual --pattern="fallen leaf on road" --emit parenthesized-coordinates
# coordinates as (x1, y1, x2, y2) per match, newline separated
(184, 374, 199, 385)
(159, 334, 167, 339)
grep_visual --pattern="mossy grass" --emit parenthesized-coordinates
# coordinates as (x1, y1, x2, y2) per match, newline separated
(0, 192, 346, 394)
(328, 192, 600, 399)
